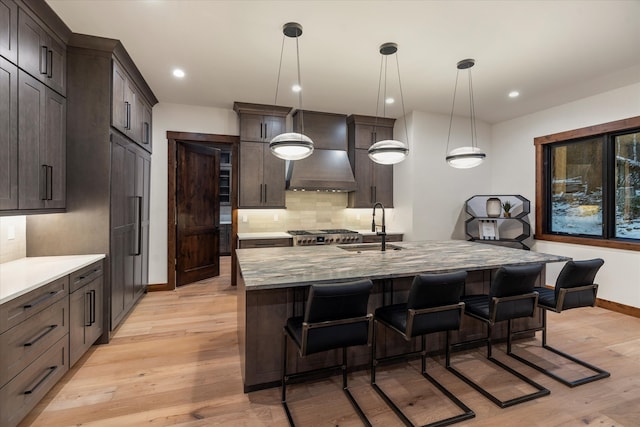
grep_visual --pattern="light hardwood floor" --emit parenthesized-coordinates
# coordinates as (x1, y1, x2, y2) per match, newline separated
(20, 258, 640, 426)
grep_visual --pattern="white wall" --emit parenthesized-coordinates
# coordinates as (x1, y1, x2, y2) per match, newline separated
(149, 103, 238, 284)
(491, 82, 640, 308)
(394, 111, 492, 241)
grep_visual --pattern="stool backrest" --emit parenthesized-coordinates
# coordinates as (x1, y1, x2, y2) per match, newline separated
(489, 264, 543, 322)
(302, 279, 373, 354)
(555, 258, 604, 310)
(405, 271, 466, 337)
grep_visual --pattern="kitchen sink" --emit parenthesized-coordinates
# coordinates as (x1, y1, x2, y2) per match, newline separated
(337, 244, 402, 252)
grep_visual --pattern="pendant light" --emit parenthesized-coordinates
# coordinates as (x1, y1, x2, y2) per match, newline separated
(368, 42, 409, 165)
(445, 58, 486, 169)
(269, 22, 314, 161)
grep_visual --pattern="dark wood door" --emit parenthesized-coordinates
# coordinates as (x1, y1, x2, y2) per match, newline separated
(176, 142, 220, 286)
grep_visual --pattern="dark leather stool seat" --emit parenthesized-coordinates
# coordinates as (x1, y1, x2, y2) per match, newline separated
(447, 264, 550, 408)
(371, 271, 475, 427)
(508, 258, 610, 387)
(281, 279, 373, 426)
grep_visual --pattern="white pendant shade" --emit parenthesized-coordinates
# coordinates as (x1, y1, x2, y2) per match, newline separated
(368, 139, 409, 165)
(446, 146, 486, 169)
(269, 132, 314, 160)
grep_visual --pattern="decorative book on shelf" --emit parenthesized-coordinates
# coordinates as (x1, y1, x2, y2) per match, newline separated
(465, 195, 531, 250)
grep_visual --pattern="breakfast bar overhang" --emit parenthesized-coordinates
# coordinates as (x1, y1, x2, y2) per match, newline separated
(236, 240, 570, 392)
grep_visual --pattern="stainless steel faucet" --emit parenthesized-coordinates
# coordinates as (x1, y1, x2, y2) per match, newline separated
(372, 202, 386, 251)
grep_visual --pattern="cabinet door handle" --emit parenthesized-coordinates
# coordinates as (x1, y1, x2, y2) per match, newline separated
(23, 366, 58, 395)
(40, 165, 48, 200)
(39, 45, 48, 74)
(259, 184, 263, 203)
(373, 186, 377, 203)
(23, 324, 58, 347)
(124, 101, 131, 130)
(90, 289, 96, 325)
(263, 184, 267, 203)
(47, 49, 53, 78)
(263, 123, 267, 140)
(260, 122, 263, 139)
(143, 122, 150, 144)
(23, 290, 61, 310)
(131, 196, 142, 255)
(47, 165, 53, 200)
(370, 186, 374, 204)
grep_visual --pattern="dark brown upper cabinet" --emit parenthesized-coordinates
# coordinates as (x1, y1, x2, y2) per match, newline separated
(234, 102, 290, 208)
(17, 8, 66, 96)
(347, 115, 395, 208)
(0, 57, 17, 210)
(0, 0, 17, 64)
(17, 70, 65, 210)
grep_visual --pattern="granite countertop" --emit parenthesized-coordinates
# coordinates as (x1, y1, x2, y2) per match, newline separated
(0, 254, 106, 304)
(236, 240, 570, 291)
(237, 232, 293, 240)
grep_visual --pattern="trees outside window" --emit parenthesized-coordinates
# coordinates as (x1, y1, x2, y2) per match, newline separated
(535, 116, 640, 251)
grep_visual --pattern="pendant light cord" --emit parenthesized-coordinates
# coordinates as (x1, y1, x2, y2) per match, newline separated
(445, 69, 461, 155)
(468, 69, 477, 149)
(394, 52, 409, 149)
(273, 34, 285, 107)
(295, 35, 305, 135)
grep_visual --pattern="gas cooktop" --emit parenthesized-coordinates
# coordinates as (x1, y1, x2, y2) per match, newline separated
(287, 229, 362, 245)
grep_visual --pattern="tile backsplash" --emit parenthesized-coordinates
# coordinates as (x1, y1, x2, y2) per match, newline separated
(237, 191, 397, 232)
(0, 216, 27, 263)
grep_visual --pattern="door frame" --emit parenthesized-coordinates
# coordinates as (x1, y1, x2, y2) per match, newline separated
(161, 131, 239, 291)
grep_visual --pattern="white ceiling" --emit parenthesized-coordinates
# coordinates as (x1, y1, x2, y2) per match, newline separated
(46, 0, 640, 124)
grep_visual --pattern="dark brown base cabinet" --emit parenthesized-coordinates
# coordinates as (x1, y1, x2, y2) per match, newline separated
(69, 260, 104, 367)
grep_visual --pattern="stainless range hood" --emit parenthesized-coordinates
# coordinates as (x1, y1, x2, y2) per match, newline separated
(286, 149, 357, 192)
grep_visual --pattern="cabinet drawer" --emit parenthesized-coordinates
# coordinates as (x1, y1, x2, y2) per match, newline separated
(239, 238, 292, 249)
(362, 234, 403, 243)
(0, 276, 68, 333)
(0, 335, 68, 427)
(0, 297, 68, 387)
(69, 260, 103, 293)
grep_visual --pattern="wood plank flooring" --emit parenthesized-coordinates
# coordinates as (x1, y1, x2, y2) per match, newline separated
(19, 257, 640, 426)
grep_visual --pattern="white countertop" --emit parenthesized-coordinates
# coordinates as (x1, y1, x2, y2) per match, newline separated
(237, 232, 293, 240)
(0, 254, 106, 304)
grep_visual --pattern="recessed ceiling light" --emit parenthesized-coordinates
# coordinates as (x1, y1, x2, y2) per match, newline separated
(292, 84, 302, 92)
(173, 69, 185, 78)
(385, 97, 395, 104)
(508, 91, 520, 98)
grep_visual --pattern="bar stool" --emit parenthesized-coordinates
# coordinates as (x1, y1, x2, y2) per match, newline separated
(371, 271, 475, 427)
(281, 279, 374, 427)
(508, 258, 610, 387)
(447, 264, 550, 408)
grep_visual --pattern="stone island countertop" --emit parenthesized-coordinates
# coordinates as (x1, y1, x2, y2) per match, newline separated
(236, 240, 570, 291)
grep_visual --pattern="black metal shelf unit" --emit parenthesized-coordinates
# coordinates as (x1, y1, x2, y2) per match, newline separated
(465, 195, 531, 250)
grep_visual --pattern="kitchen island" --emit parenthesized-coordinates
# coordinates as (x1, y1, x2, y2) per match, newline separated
(236, 240, 569, 392)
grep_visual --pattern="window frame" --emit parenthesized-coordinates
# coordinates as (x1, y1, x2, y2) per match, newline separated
(534, 115, 640, 252)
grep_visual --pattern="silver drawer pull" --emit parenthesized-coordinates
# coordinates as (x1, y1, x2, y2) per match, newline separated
(23, 366, 58, 395)
(23, 290, 61, 310)
(23, 325, 58, 347)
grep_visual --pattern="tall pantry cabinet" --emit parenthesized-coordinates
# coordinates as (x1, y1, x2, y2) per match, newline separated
(26, 34, 157, 335)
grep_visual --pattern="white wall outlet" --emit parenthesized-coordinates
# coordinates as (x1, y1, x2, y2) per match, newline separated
(242, 215, 248, 223)
(273, 214, 279, 222)
(356, 213, 361, 221)
(7, 225, 15, 240)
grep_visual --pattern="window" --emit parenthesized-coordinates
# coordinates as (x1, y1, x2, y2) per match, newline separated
(535, 116, 640, 251)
